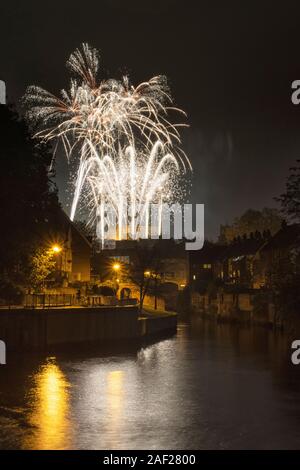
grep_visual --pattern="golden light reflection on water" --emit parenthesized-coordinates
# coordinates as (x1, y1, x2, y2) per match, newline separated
(106, 370, 124, 447)
(23, 359, 72, 450)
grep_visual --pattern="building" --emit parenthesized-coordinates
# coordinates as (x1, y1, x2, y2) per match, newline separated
(156, 239, 189, 289)
(45, 210, 92, 285)
(189, 241, 227, 289)
(253, 223, 300, 288)
(221, 233, 268, 288)
(90, 238, 189, 310)
(189, 233, 269, 290)
(92, 238, 189, 289)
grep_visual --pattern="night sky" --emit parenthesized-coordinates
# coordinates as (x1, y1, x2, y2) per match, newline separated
(1, 0, 300, 239)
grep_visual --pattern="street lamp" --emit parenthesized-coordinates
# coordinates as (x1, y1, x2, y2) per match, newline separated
(144, 270, 160, 310)
(111, 262, 121, 293)
(113, 263, 120, 272)
(51, 244, 62, 254)
(50, 245, 63, 284)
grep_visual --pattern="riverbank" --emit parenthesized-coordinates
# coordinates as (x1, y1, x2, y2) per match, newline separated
(139, 307, 177, 338)
(0, 305, 177, 351)
(190, 290, 287, 330)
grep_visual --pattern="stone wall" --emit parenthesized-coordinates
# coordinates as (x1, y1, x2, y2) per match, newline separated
(138, 314, 177, 338)
(191, 289, 278, 327)
(143, 294, 165, 311)
(0, 304, 178, 351)
(0, 306, 139, 351)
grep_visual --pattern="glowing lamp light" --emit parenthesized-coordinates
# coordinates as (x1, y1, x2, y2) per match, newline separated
(144, 271, 151, 277)
(52, 245, 62, 254)
(113, 263, 120, 271)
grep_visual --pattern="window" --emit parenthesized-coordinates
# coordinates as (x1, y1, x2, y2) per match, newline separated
(203, 263, 212, 269)
(109, 255, 130, 264)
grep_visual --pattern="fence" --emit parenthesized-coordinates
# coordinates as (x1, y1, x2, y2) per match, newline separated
(24, 293, 75, 308)
(23, 293, 138, 309)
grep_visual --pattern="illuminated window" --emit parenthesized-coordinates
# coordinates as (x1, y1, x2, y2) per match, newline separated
(193, 274, 196, 280)
(109, 255, 130, 264)
(203, 263, 212, 269)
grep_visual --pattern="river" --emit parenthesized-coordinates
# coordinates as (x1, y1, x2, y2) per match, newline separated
(0, 316, 300, 449)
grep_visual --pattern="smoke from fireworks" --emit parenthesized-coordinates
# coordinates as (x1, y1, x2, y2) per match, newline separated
(24, 43, 191, 242)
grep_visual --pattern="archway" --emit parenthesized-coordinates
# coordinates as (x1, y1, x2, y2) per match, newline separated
(120, 287, 131, 300)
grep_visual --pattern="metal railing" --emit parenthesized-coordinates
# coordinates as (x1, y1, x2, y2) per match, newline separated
(23, 293, 138, 309)
(24, 293, 75, 308)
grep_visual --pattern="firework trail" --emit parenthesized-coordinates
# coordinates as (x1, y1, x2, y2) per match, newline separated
(24, 43, 191, 242)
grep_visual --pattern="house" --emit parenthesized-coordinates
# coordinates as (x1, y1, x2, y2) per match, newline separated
(189, 241, 227, 289)
(253, 223, 300, 288)
(156, 239, 189, 289)
(189, 233, 272, 291)
(45, 209, 92, 285)
(189, 236, 266, 319)
(92, 238, 189, 290)
(221, 233, 268, 288)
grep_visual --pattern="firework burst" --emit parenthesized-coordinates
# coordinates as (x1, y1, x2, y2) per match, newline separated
(24, 43, 191, 242)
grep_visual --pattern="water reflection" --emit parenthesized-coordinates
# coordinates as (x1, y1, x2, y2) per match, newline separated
(1, 319, 300, 449)
(24, 359, 71, 450)
(106, 370, 124, 446)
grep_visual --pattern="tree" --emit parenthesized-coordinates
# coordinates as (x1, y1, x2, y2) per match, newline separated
(128, 241, 162, 310)
(271, 160, 300, 331)
(0, 104, 60, 291)
(268, 246, 300, 332)
(220, 208, 282, 243)
(276, 159, 300, 223)
(28, 247, 56, 290)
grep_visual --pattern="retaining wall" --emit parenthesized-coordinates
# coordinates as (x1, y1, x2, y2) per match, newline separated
(138, 314, 177, 338)
(0, 306, 139, 351)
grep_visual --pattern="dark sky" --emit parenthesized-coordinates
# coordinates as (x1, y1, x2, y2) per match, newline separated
(1, 0, 300, 239)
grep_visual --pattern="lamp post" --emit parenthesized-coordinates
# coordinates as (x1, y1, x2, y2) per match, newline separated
(51, 244, 63, 283)
(112, 262, 121, 291)
(144, 270, 159, 310)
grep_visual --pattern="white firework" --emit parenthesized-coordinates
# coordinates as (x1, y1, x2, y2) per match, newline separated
(24, 43, 191, 242)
